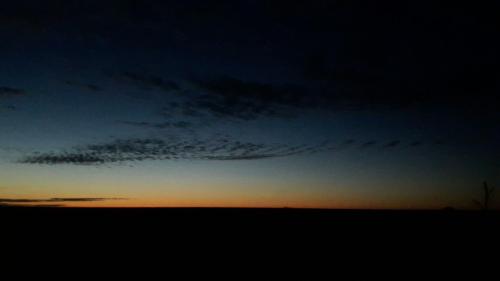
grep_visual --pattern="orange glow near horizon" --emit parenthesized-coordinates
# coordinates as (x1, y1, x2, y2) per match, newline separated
(1, 195, 454, 210)
(0, 179, 478, 210)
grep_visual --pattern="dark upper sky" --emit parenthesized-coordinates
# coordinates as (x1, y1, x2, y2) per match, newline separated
(0, 1, 498, 208)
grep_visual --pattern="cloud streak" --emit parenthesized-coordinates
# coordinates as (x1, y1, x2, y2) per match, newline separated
(0, 87, 26, 112)
(19, 137, 326, 165)
(144, 76, 308, 122)
(191, 77, 307, 120)
(118, 120, 194, 130)
(64, 80, 102, 92)
(0, 197, 126, 207)
(0, 87, 26, 97)
(112, 72, 180, 93)
(17, 136, 448, 166)
(0, 198, 125, 203)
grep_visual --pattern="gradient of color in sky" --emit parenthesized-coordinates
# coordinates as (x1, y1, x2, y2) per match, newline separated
(0, 1, 498, 209)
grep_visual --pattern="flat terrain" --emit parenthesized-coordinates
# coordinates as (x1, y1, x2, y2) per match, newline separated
(2, 207, 498, 253)
(2, 207, 498, 232)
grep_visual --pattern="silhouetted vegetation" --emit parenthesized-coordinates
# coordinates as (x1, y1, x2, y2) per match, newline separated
(473, 182, 495, 210)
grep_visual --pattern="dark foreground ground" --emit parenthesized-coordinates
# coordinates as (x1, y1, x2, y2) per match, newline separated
(2, 207, 499, 257)
(2, 207, 498, 236)
(4, 208, 497, 264)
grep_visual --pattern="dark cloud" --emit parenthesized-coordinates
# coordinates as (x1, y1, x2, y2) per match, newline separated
(0, 87, 25, 112)
(19, 137, 327, 165)
(383, 140, 401, 148)
(202, 154, 280, 161)
(123, 55, 498, 123)
(117, 121, 152, 127)
(64, 80, 102, 92)
(18, 137, 452, 166)
(28, 204, 64, 207)
(0, 105, 17, 112)
(52, 198, 125, 202)
(0, 197, 126, 207)
(171, 121, 193, 129)
(0, 198, 125, 203)
(179, 76, 307, 120)
(21, 153, 107, 165)
(2, 1, 498, 115)
(361, 141, 377, 148)
(10, 0, 493, 119)
(410, 141, 423, 147)
(118, 120, 194, 130)
(342, 139, 355, 145)
(113, 72, 180, 93)
(0, 87, 25, 97)
(116, 75, 309, 127)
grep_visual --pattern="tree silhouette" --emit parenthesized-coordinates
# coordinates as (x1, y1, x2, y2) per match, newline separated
(473, 181, 495, 210)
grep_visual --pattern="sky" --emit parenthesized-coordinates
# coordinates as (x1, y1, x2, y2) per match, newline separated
(0, 0, 498, 209)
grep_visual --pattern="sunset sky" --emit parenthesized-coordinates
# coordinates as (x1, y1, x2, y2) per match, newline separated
(0, 1, 498, 209)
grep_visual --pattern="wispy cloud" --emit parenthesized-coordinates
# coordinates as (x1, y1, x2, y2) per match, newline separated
(0, 87, 26, 97)
(361, 141, 377, 148)
(184, 76, 306, 120)
(0, 198, 125, 203)
(19, 137, 327, 165)
(112, 72, 180, 93)
(117, 120, 194, 130)
(383, 140, 401, 148)
(108, 67, 499, 130)
(126, 75, 308, 122)
(64, 80, 102, 92)
(17, 135, 448, 166)
(410, 141, 423, 147)
(3, 105, 17, 111)
(0, 197, 126, 207)
(0, 87, 26, 112)
(21, 153, 107, 165)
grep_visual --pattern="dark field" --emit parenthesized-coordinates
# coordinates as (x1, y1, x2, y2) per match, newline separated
(2, 207, 498, 234)
(2, 207, 499, 253)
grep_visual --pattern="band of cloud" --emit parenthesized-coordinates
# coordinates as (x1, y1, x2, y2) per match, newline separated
(18, 137, 327, 165)
(17, 136, 444, 166)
